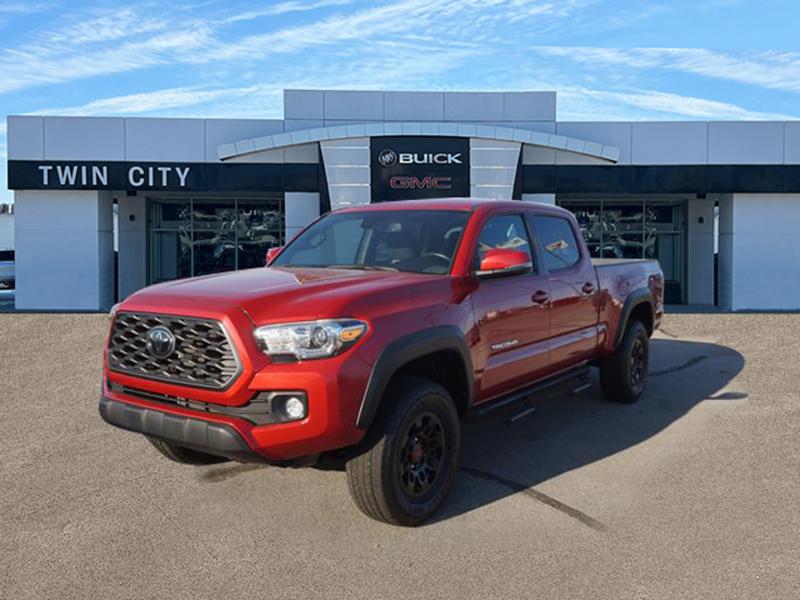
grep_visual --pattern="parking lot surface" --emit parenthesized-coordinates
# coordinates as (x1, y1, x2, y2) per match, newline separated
(1, 313, 798, 599)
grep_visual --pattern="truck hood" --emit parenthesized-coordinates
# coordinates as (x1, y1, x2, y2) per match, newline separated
(123, 266, 442, 324)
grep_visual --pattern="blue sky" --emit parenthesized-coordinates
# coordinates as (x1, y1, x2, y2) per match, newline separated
(1, 0, 799, 203)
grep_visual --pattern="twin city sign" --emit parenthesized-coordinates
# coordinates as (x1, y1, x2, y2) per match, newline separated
(370, 136, 470, 201)
(8, 161, 202, 191)
(36, 164, 192, 188)
(6, 161, 318, 193)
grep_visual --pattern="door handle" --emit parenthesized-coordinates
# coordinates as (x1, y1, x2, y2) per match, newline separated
(581, 282, 596, 295)
(532, 289, 550, 304)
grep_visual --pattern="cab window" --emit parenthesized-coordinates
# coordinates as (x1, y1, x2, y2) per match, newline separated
(533, 216, 581, 271)
(475, 214, 534, 268)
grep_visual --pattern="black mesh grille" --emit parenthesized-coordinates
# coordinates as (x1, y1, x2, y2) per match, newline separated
(108, 312, 241, 390)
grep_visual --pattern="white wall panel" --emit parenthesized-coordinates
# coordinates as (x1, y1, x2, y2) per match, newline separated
(384, 92, 444, 121)
(284, 90, 324, 120)
(204, 119, 284, 161)
(44, 117, 124, 160)
(125, 118, 205, 162)
(632, 122, 708, 165)
(783, 122, 800, 164)
(14, 190, 114, 310)
(502, 92, 556, 121)
(0, 215, 14, 248)
(7, 116, 44, 160)
(284, 143, 319, 163)
(522, 145, 556, 165)
(284, 119, 325, 132)
(445, 93, 504, 122)
(725, 194, 800, 309)
(708, 122, 784, 165)
(324, 91, 384, 121)
(556, 122, 631, 164)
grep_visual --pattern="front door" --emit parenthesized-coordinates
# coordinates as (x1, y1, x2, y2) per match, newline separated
(469, 212, 552, 401)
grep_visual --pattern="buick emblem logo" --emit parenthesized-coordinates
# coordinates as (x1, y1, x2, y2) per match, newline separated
(147, 326, 176, 359)
(377, 149, 397, 167)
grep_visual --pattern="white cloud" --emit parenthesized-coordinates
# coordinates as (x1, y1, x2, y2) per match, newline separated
(0, 23, 214, 94)
(226, 0, 355, 23)
(533, 47, 800, 95)
(0, 2, 51, 14)
(34, 86, 259, 116)
(41, 8, 167, 44)
(0, 0, 588, 96)
(558, 87, 795, 120)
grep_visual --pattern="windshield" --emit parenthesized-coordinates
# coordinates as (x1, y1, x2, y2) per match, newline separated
(272, 210, 469, 275)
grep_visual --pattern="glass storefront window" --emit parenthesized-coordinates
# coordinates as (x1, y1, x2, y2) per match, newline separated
(193, 230, 237, 276)
(192, 198, 236, 231)
(147, 196, 284, 283)
(237, 201, 283, 232)
(148, 199, 190, 230)
(558, 198, 687, 304)
(149, 231, 191, 283)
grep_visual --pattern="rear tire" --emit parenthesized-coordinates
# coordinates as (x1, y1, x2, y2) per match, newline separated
(599, 320, 649, 404)
(346, 378, 461, 526)
(145, 436, 229, 465)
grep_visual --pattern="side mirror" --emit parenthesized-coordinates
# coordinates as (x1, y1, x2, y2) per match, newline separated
(265, 246, 283, 266)
(475, 248, 532, 279)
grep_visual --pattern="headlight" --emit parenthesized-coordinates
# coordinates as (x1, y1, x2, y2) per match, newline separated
(109, 302, 121, 319)
(253, 319, 368, 360)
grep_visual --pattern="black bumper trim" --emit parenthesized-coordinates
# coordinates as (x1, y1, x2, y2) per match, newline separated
(99, 395, 267, 463)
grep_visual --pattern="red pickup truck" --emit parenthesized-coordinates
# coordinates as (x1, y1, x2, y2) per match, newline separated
(101, 199, 663, 525)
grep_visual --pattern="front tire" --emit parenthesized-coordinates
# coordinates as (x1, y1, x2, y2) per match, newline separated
(599, 320, 649, 404)
(145, 436, 229, 465)
(346, 378, 461, 526)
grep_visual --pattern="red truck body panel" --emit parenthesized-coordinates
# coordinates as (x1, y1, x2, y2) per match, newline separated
(101, 199, 663, 462)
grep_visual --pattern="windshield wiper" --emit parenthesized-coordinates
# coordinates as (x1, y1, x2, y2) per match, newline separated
(327, 264, 399, 272)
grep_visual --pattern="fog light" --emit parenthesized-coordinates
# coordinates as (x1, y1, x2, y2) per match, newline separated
(282, 396, 306, 421)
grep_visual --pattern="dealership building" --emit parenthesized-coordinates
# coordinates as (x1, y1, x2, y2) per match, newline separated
(6, 88, 800, 311)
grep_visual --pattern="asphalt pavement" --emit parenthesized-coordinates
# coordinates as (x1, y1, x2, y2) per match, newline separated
(1, 312, 798, 599)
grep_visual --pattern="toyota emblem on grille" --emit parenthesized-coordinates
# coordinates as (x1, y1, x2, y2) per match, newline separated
(146, 326, 176, 359)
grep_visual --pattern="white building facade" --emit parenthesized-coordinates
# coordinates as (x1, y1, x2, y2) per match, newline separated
(6, 89, 800, 311)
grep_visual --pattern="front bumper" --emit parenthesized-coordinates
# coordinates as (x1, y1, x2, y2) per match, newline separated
(102, 352, 373, 461)
(103, 304, 376, 461)
(99, 395, 267, 463)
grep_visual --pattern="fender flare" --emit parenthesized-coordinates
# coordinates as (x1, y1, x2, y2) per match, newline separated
(614, 288, 654, 348)
(355, 325, 474, 430)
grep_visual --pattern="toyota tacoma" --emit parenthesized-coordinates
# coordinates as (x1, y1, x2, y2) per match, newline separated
(100, 199, 663, 525)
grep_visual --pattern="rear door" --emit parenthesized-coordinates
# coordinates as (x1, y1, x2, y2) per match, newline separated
(469, 211, 552, 401)
(528, 212, 600, 369)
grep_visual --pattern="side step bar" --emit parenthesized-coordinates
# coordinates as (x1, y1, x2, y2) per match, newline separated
(468, 366, 592, 421)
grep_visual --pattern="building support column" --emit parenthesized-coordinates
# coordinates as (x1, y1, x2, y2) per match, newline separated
(15, 190, 114, 310)
(117, 194, 146, 300)
(717, 194, 734, 310)
(521, 194, 556, 204)
(470, 139, 520, 200)
(320, 138, 370, 210)
(686, 197, 715, 305)
(718, 193, 800, 310)
(285, 192, 320, 241)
